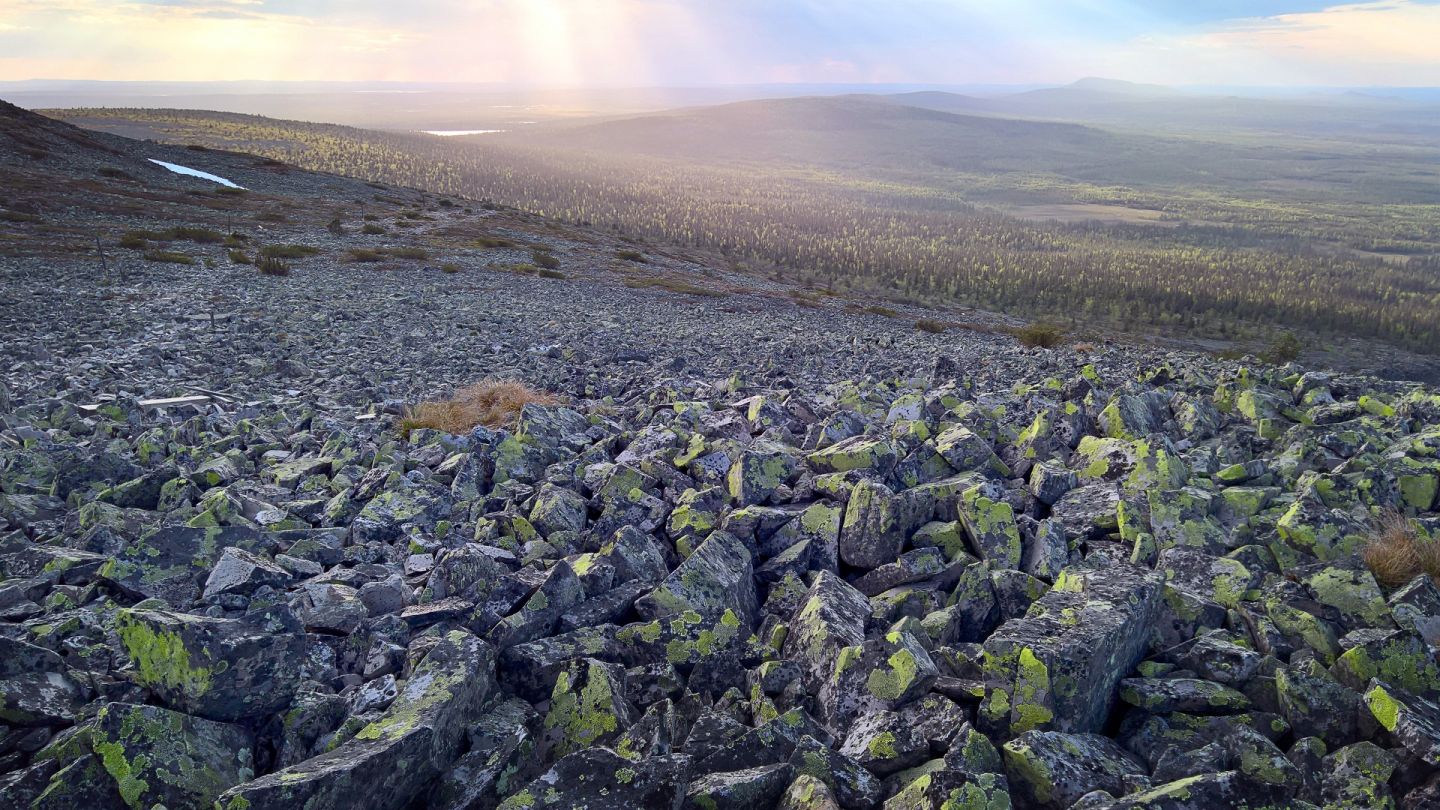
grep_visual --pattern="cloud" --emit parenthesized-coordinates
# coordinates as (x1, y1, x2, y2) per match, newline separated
(1120, 0, 1440, 84)
(0, 0, 1435, 86)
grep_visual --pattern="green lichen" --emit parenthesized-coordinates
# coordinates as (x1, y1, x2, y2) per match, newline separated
(95, 739, 150, 808)
(868, 731, 898, 760)
(115, 611, 213, 699)
(867, 648, 920, 701)
(1365, 684, 1400, 732)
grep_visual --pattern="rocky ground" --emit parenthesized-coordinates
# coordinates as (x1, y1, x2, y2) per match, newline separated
(5, 99, 1440, 810)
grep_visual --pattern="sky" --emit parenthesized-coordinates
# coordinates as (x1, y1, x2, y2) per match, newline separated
(1, 0, 1438, 87)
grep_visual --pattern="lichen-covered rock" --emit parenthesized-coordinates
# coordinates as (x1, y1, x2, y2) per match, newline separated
(497, 748, 690, 809)
(1365, 680, 1440, 766)
(114, 605, 304, 721)
(728, 440, 798, 506)
(90, 701, 254, 810)
(1002, 730, 1146, 809)
(980, 563, 1163, 737)
(785, 572, 871, 694)
(201, 545, 291, 599)
(685, 763, 795, 809)
(98, 525, 264, 605)
(542, 657, 634, 758)
(1276, 659, 1361, 748)
(1118, 677, 1251, 714)
(635, 530, 757, 624)
(839, 479, 930, 570)
(528, 482, 588, 538)
(218, 630, 495, 810)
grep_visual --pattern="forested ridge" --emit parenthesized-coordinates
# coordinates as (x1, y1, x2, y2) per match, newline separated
(54, 106, 1440, 351)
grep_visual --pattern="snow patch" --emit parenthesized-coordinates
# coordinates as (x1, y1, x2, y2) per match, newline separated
(148, 159, 243, 189)
(422, 130, 506, 137)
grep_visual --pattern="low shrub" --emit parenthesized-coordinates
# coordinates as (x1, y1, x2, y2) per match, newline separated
(441, 263, 462, 274)
(532, 250, 561, 269)
(228, 249, 252, 264)
(401, 380, 559, 434)
(864, 305, 898, 318)
(1014, 322, 1066, 348)
(537, 268, 567, 279)
(616, 249, 648, 263)
(1262, 332, 1303, 365)
(362, 224, 387, 235)
(118, 232, 150, 249)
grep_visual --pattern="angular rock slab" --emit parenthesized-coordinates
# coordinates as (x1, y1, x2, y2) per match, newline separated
(980, 563, 1163, 737)
(217, 630, 495, 810)
(92, 701, 255, 810)
(115, 606, 303, 722)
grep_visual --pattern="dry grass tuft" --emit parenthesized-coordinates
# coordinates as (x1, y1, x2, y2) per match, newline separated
(1013, 322, 1066, 349)
(1362, 510, 1440, 588)
(400, 380, 559, 435)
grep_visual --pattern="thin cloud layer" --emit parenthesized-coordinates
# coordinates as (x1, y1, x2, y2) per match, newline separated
(0, 0, 1435, 85)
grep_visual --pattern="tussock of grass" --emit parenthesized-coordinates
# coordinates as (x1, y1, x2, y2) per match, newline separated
(143, 250, 195, 265)
(616, 249, 648, 263)
(400, 380, 559, 434)
(257, 256, 290, 276)
(916, 319, 948, 334)
(345, 247, 430, 263)
(1363, 510, 1440, 588)
(863, 305, 898, 317)
(470, 236, 512, 248)
(1014, 322, 1066, 348)
(623, 276, 725, 297)
(261, 244, 321, 259)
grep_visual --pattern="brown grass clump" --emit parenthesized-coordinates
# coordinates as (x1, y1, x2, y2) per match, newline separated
(400, 380, 559, 435)
(1362, 510, 1440, 588)
(915, 319, 948, 334)
(1013, 322, 1066, 349)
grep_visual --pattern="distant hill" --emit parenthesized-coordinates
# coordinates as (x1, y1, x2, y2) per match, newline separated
(881, 81, 1440, 144)
(498, 95, 1232, 186)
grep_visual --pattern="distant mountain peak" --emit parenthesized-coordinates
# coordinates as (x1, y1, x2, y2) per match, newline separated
(1067, 77, 1177, 97)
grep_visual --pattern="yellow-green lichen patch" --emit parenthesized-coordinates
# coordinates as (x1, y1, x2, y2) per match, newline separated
(115, 610, 214, 700)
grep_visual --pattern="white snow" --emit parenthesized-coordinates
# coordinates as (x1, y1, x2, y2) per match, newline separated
(422, 129, 506, 137)
(148, 159, 244, 189)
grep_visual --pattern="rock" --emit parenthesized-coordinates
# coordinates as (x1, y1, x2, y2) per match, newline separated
(1276, 659, 1362, 748)
(115, 606, 304, 721)
(91, 701, 255, 810)
(840, 480, 930, 570)
(202, 545, 291, 599)
(497, 748, 689, 809)
(980, 563, 1163, 736)
(1003, 730, 1146, 809)
(685, 763, 795, 809)
(218, 630, 495, 810)
(529, 483, 588, 537)
(1365, 680, 1440, 765)
(542, 658, 634, 758)
(428, 698, 539, 810)
(99, 525, 264, 605)
(635, 531, 757, 624)
(1118, 677, 1251, 714)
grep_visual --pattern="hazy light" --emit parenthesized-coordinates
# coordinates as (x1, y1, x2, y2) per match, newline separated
(0, 0, 1436, 86)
